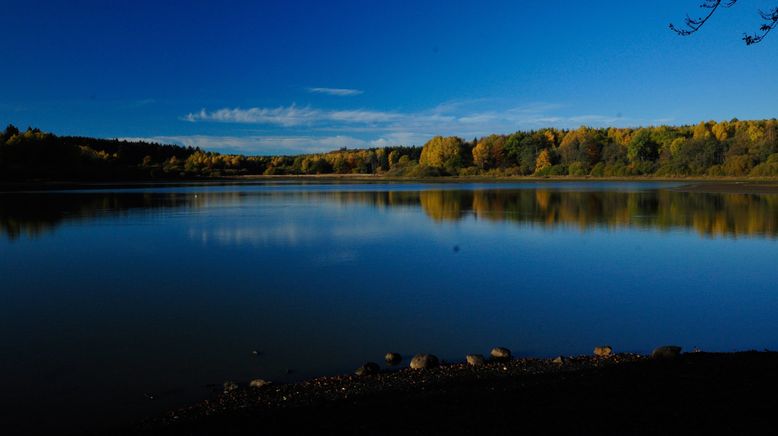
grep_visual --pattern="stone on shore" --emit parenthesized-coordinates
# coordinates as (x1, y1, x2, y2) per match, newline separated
(249, 379, 271, 389)
(385, 352, 402, 365)
(594, 345, 613, 357)
(490, 347, 512, 361)
(355, 362, 380, 376)
(652, 346, 682, 359)
(223, 381, 238, 393)
(466, 354, 486, 366)
(410, 354, 440, 369)
(552, 356, 566, 364)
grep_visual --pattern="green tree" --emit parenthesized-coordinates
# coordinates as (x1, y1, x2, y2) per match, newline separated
(627, 129, 659, 163)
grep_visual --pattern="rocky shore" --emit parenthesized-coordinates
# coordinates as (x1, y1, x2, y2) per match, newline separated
(117, 349, 778, 435)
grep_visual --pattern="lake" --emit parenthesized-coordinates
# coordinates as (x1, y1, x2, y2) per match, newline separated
(2, 181, 778, 433)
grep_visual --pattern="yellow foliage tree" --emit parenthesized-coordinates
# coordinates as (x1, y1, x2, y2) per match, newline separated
(712, 121, 730, 142)
(693, 122, 712, 141)
(472, 134, 506, 169)
(534, 149, 552, 174)
(419, 136, 464, 168)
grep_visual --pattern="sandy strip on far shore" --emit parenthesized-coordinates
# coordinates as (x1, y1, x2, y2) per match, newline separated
(671, 182, 778, 194)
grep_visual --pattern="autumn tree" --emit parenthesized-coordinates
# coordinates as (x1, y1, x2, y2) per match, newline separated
(558, 127, 601, 169)
(419, 136, 465, 169)
(4, 120, 778, 180)
(534, 149, 552, 175)
(301, 156, 333, 174)
(472, 134, 506, 170)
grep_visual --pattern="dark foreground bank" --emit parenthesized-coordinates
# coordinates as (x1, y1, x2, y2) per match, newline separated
(117, 352, 778, 435)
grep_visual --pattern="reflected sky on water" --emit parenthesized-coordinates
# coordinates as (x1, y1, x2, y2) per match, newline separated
(2, 181, 778, 433)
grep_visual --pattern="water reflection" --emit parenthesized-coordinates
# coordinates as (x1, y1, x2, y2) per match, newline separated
(3, 187, 777, 240)
(419, 189, 778, 238)
(2, 183, 778, 434)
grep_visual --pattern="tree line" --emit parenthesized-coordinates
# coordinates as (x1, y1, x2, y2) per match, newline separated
(415, 119, 778, 178)
(1, 119, 778, 180)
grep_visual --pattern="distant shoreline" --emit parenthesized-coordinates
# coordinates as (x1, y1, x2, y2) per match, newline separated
(3, 176, 778, 194)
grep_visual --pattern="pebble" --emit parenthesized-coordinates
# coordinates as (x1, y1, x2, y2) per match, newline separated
(552, 356, 565, 364)
(249, 379, 271, 389)
(355, 362, 380, 376)
(594, 345, 613, 357)
(466, 354, 486, 366)
(490, 347, 512, 361)
(223, 381, 239, 393)
(385, 352, 402, 365)
(652, 345, 682, 359)
(410, 354, 440, 370)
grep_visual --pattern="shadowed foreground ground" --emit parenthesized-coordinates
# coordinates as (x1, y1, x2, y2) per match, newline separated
(120, 352, 778, 435)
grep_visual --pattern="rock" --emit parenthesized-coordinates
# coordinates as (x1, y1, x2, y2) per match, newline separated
(385, 352, 402, 365)
(466, 354, 486, 366)
(410, 354, 440, 370)
(223, 381, 238, 393)
(490, 347, 512, 361)
(249, 379, 271, 389)
(552, 356, 565, 364)
(354, 362, 380, 376)
(652, 345, 682, 359)
(594, 345, 613, 357)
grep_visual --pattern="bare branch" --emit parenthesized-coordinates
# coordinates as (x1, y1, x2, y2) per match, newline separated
(669, 0, 738, 36)
(743, 7, 778, 44)
(671, 1, 778, 44)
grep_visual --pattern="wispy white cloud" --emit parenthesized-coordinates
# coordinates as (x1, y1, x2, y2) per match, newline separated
(184, 104, 400, 126)
(327, 109, 401, 123)
(183, 105, 321, 127)
(307, 87, 364, 96)
(118, 134, 367, 155)
(568, 114, 623, 124)
(183, 101, 628, 134)
(171, 100, 666, 154)
(367, 132, 429, 148)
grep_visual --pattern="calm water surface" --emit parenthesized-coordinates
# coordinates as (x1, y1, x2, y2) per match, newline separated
(2, 181, 778, 433)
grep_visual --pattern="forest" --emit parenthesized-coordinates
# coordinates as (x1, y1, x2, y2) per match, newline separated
(1, 119, 777, 180)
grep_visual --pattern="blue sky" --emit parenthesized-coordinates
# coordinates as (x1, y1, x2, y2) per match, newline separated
(2, 0, 777, 155)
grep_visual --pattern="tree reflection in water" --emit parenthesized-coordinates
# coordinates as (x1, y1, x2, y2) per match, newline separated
(2, 187, 777, 240)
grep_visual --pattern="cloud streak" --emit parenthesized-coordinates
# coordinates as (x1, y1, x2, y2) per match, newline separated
(119, 134, 368, 155)
(174, 100, 671, 154)
(184, 105, 400, 126)
(182, 102, 630, 134)
(307, 87, 364, 96)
